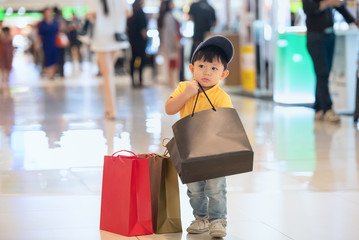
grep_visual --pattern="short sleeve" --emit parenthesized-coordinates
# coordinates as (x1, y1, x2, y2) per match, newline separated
(213, 89, 233, 108)
(170, 81, 187, 98)
(220, 94, 233, 108)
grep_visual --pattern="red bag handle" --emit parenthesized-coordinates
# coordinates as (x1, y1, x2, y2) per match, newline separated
(112, 150, 137, 157)
(111, 150, 137, 163)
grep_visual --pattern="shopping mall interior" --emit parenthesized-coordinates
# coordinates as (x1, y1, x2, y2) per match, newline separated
(0, 0, 359, 239)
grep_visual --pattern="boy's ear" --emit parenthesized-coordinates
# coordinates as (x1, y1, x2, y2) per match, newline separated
(189, 64, 194, 75)
(221, 69, 229, 80)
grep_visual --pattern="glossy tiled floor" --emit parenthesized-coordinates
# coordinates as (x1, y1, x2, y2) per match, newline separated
(1, 54, 359, 240)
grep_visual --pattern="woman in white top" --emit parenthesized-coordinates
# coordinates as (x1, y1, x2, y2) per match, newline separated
(87, 0, 131, 119)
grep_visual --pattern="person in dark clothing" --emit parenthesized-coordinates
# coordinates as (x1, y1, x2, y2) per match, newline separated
(188, 0, 216, 62)
(38, 7, 59, 79)
(127, 0, 148, 88)
(302, 0, 359, 123)
(54, 7, 68, 78)
(67, 13, 83, 71)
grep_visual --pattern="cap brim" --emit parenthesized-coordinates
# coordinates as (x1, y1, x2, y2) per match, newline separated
(191, 35, 234, 64)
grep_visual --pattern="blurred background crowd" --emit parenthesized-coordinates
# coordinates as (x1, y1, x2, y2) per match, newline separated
(0, 0, 226, 89)
(1, 0, 358, 116)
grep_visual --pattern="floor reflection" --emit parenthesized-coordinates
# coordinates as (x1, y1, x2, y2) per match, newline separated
(274, 106, 316, 172)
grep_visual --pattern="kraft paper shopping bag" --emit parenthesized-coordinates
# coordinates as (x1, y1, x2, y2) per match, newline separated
(139, 153, 182, 233)
(166, 83, 253, 183)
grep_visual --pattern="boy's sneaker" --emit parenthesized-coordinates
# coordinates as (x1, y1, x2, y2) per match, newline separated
(323, 109, 340, 123)
(209, 219, 227, 238)
(186, 215, 209, 234)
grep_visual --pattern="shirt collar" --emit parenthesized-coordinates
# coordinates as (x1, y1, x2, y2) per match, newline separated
(197, 81, 220, 95)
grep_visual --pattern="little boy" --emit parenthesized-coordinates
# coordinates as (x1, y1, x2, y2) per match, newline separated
(165, 35, 234, 238)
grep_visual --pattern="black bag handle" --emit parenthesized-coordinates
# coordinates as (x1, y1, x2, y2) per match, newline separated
(191, 82, 216, 117)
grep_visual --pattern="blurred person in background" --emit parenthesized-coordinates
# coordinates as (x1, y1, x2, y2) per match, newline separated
(157, 0, 182, 89)
(303, 0, 359, 123)
(88, 0, 131, 120)
(54, 6, 69, 78)
(0, 27, 14, 96)
(30, 23, 44, 72)
(67, 13, 83, 72)
(0, 22, 3, 85)
(127, 0, 148, 88)
(77, 16, 94, 66)
(188, 0, 216, 62)
(38, 7, 59, 79)
(0, 22, 14, 136)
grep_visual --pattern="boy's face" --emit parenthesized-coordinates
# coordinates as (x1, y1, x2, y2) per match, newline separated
(189, 57, 229, 89)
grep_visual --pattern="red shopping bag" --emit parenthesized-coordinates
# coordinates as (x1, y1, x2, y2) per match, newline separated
(100, 150, 153, 236)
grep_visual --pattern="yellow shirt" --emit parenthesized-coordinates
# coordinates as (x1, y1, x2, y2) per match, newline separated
(170, 81, 233, 119)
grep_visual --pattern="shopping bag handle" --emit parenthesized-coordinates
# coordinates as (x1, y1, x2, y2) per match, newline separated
(111, 150, 138, 163)
(139, 139, 171, 159)
(112, 150, 137, 157)
(139, 153, 153, 158)
(191, 82, 216, 117)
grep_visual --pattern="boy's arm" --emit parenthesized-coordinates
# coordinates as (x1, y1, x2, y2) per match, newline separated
(165, 80, 199, 115)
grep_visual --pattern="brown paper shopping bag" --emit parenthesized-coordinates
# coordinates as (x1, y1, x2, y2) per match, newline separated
(166, 83, 254, 184)
(139, 153, 182, 233)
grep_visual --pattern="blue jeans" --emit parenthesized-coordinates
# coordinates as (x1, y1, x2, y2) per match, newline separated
(306, 32, 335, 112)
(186, 177, 227, 222)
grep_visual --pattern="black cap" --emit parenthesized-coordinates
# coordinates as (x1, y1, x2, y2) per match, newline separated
(191, 35, 234, 64)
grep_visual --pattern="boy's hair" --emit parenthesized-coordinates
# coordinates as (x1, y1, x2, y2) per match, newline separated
(191, 45, 229, 70)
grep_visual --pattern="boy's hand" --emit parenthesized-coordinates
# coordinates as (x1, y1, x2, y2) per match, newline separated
(183, 79, 200, 98)
(165, 79, 199, 115)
